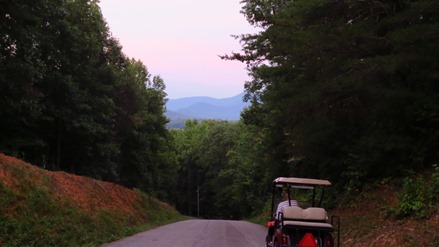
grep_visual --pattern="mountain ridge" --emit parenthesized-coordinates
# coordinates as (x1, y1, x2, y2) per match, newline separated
(167, 93, 247, 110)
(165, 92, 249, 127)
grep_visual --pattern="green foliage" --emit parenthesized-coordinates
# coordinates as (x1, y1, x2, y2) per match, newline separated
(394, 167, 439, 219)
(224, 0, 439, 190)
(397, 176, 430, 219)
(170, 120, 270, 219)
(0, 0, 175, 201)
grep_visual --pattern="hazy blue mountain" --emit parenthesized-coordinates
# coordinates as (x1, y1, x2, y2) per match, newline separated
(165, 92, 249, 127)
(165, 110, 193, 120)
(176, 102, 242, 119)
(166, 93, 247, 111)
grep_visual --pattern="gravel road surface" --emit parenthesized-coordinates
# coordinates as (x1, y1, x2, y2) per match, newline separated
(102, 219, 267, 247)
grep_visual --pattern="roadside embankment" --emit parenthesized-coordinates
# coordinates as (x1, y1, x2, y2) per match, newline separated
(0, 153, 185, 246)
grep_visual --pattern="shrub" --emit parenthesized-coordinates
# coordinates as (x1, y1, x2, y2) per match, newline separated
(395, 166, 439, 219)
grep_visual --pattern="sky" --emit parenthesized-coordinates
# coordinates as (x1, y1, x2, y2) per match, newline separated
(98, 0, 257, 99)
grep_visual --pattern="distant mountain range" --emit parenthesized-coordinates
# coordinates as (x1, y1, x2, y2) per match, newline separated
(165, 92, 250, 128)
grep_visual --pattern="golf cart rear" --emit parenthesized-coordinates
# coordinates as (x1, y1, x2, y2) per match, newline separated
(266, 177, 340, 247)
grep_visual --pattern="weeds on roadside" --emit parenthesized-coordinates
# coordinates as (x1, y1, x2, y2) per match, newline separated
(383, 164, 439, 219)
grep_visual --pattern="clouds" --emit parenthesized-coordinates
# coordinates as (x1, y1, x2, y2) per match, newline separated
(99, 0, 255, 99)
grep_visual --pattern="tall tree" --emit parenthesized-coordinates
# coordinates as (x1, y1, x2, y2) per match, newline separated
(171, 120, 270, 219)
(171, 120, 208, 216)
(0, 0, 57, 160)
(0, 0, 177, 193)
(115, 59, 174, 197)
(34, 0, 118, 179)
(225, 0, 439, 187)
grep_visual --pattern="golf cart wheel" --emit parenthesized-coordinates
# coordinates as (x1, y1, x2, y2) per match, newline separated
(265, 234, 274, 247)
(324, 233, 334, 247)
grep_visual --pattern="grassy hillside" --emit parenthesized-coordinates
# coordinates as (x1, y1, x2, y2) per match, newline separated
(0, 154, 186, 247)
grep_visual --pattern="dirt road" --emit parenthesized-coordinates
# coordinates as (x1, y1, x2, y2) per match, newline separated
(102, 219, 267, 247)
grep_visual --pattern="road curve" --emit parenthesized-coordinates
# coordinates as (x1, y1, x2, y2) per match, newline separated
(101, 219, 267, 247)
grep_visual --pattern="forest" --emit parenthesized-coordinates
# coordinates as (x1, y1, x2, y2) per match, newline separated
(1, 0, 438, 219)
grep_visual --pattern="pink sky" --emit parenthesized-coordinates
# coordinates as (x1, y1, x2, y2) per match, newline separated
(98, 0, 257, 99)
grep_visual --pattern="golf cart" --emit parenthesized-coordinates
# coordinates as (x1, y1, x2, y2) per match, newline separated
(265, 177, 340, 247)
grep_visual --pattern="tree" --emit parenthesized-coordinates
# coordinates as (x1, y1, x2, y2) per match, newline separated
(0, 0, 178, 195)
(216, 122, 271, 218)
(171, 120, 208, 215)
(33, 0, 119, 179)
(225, 0, 439, 187)
(171, 119, 270, 219)
(0, 0, 59, 161)
(114, 58, 175, 198)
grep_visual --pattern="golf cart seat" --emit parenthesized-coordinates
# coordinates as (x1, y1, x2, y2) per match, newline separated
(280, 206, 333, 231)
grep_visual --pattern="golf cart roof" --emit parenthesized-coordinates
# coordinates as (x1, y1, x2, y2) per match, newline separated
(273, 177, 331, 186)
